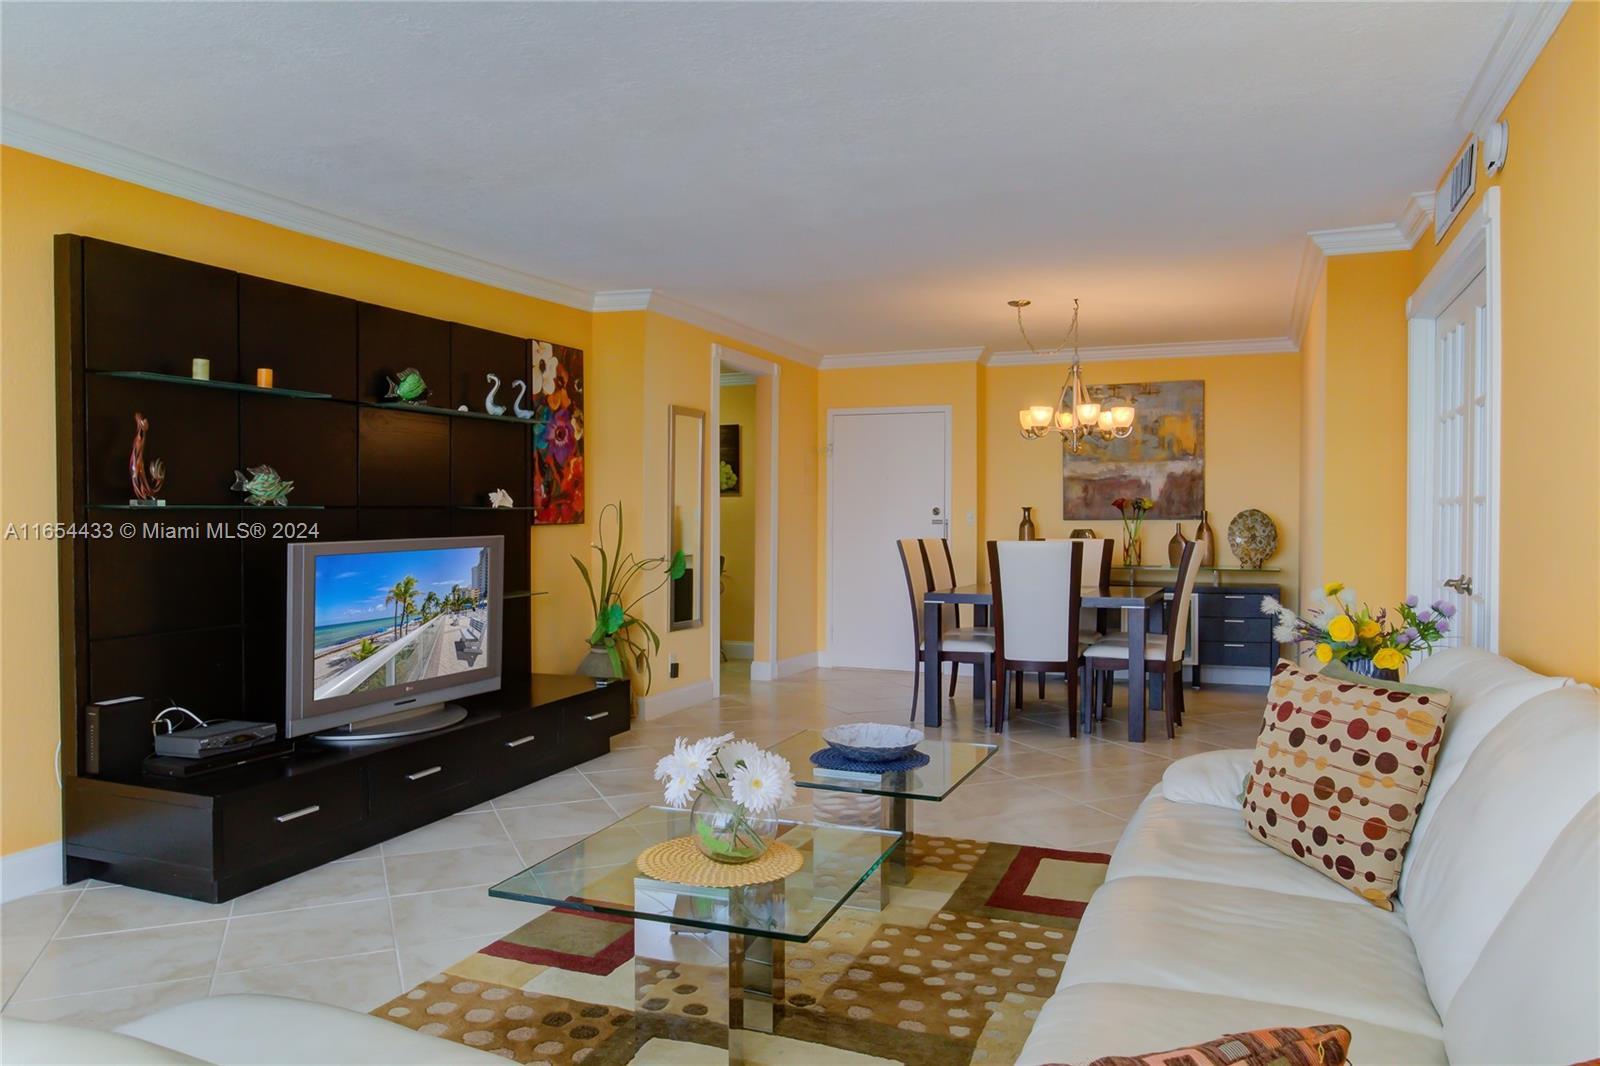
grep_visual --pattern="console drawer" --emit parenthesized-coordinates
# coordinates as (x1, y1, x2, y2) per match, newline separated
(221, 767, 365, 869)
(1197, 592, 1269, 618)
(487, 710, 561, 774)
(1199, 617, 1273, 642)
(562, 688, 629, 746)
(1198, 640, 1276, 668)
(368, 732, 477, 810)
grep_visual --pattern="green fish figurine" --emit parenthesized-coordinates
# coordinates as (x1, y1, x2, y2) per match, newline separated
(233, 464, 294, 507)
(384, 367, 430, 404)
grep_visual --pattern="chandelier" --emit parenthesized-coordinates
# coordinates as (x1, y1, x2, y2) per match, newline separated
(1012, 298, 1137, 451)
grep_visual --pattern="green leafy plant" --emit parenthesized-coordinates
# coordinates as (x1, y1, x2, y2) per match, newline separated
(573, 502, 687, 693)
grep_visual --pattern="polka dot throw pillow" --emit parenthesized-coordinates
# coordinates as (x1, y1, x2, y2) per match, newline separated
(1243, 660, 1450, 909)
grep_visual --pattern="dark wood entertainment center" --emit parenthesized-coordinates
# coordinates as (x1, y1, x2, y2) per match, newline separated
(54, 234, 624, 903)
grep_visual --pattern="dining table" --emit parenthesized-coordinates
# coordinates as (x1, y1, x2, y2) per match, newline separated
(921, 582, 1168, 742)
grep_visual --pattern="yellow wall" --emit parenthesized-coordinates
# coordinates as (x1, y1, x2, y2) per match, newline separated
(983, 354, 1303, 607)
(718, 384, 757, 643)
(1297, 276, 1329, 612)
(1317, 252, 1412, 611)
(1304, 4, 1599, 683)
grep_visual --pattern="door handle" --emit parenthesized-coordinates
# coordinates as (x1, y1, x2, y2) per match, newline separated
(406, 766, 443, 781)
(1442, 575, 1473, 595)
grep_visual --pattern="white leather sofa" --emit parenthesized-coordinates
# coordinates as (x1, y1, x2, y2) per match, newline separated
(0, 993, 503, 1064)
(1018, 647, 1600, 1065)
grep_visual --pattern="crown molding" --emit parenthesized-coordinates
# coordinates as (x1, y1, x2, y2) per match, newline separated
(1, 109, 597, 310)
(986, 336, 1296, 367)
(1309, 191, 1435, 255)
(1288, 236, 1328, 349)
(819, 346, 985, 371)
(1456, 1, 1571, 139)
(591, 288, 819, 367)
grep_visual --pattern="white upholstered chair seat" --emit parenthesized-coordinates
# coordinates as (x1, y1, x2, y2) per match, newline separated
(920, 625, 994, 654)
(1083, 633, 1172, 660)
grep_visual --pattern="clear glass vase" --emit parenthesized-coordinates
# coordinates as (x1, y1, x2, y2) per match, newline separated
(689, 791, 776, 864)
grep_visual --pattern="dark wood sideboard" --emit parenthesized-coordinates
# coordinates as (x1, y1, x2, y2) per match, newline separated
(53, 234, 606, 902)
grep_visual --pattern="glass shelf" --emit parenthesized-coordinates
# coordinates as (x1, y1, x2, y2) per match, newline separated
(93, 370, 332, 400)
(504, 591, 548, 600)
(91, 503, 327, 511)
(456, 505, 536, 511)
(359, 401, 546, 425)
(1112, 565, 1281, 573)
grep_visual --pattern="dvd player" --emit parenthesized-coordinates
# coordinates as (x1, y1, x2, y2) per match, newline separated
(153, 720, 279, 759)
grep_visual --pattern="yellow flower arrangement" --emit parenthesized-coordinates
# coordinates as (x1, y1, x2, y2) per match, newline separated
(1327, 614, 1356, 643)
(1324, 582, 1345, 596)
(1358, 618, 1381, 640)
(1372, 647, 1405, 671)
(1261, 578, 1453, 680)
(1315, 642, 1334, 664)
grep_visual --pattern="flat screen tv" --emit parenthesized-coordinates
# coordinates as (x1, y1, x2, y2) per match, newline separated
(285, 536, 504, 742)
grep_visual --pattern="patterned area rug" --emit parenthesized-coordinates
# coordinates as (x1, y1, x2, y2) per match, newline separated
(373, 834, 1109, 1064)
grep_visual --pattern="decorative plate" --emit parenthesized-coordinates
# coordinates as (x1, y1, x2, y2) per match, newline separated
(1227, 509, 1279, 569)
(821, 723, 924, 763)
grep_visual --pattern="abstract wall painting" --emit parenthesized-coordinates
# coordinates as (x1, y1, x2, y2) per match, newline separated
(530, 340, 584, 525)
(1062, 379, 1204, 520)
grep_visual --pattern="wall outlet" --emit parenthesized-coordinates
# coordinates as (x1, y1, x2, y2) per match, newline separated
(668, 656, 679, 679)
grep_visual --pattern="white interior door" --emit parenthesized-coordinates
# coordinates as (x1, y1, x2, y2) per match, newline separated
(827, 408, 950, 670)
(1423, 270, 1492, 648)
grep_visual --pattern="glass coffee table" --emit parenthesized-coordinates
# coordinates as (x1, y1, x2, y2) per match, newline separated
(489, 804, 899, 1064)
(769, 730, 997, 906)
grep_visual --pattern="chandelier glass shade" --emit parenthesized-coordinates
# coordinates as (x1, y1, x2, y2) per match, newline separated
(1011, 299, 1136, 452)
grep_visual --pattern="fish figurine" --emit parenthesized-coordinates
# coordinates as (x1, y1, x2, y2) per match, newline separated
(484, 373, 505, 416)
(384, 367, 430, 404)
(511, 379, 533, 420)
(233, 464, 294, 507)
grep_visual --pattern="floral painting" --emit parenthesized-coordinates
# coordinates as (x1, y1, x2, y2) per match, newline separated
(1063, 379, 1204, 520)
(530, 340, 584, 525)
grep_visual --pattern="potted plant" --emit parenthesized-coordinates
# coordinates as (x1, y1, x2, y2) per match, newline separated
(573, 502, 686, 693)
(1260, 582, 1452, 680)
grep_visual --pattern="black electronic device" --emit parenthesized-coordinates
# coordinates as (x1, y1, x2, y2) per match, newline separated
(141, 741, 294, 779)
(153, 720, 279, 759)
(84, 696, 154, 777)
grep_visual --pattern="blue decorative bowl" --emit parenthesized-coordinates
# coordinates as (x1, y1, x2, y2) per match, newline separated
(820, 723, 924, 763)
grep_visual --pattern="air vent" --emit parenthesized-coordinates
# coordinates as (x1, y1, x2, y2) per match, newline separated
(1434, 140, 1477, 243)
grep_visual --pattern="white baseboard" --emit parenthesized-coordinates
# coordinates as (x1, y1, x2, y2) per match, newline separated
(721, 641, 755, 661)
(635, 680, 716, 720)
(1, 841, 64, 903)
(750, 652, 819, 682)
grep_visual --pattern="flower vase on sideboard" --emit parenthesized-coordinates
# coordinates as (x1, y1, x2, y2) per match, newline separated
(1018, 506, 1038, 541)
(1123, 536, 1142, 568)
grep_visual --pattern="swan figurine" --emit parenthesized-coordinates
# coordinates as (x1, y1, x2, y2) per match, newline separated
(484, 373, 505, 416)
(511, 379, 533, 420)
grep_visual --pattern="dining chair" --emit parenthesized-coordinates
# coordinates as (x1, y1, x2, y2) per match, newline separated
(922, 537, 981, 698)
(1081, 540, 1201, 739)
(898, 539, 994, 725)
(986, 539, 1084, 735)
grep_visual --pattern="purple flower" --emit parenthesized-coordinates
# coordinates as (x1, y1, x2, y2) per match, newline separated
(1439, 602, 1457, 618)
(1404, 595, 1419, 608)
(1437, 618, 1450, 633)
(1403, 627, 1419, 643)
(1418, 609, 1434, 623)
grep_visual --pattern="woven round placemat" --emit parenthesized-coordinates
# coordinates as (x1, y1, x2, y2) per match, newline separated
(809, 746, 932, 773)
(635, 836, 803, 888)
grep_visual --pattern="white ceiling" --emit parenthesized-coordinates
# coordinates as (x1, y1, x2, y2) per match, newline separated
(2, 2, 1512, 356)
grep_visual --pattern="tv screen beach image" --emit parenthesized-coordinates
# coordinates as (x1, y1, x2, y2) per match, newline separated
(311, 546, 491, 701)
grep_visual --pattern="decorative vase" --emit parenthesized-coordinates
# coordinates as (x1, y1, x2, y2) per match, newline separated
(689, 791, 776, 864)
(1018, 506, 1038, 541)
(577, 642, 623, 681)
(1122, 535, 1142, 568)
(1194, 510, 1216, 566)
(1167, 525, 1190, 566)
(1341, 656, 1401, 682)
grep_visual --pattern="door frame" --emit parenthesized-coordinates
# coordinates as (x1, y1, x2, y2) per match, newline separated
(824, 405, 953, 669)
(1405, 185, 1502, 650)
(710, 343, 781, 695)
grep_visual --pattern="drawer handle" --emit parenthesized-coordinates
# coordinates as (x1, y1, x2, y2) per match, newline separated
(505, 734, 537, 749)
(1224, 595, 1248, 600)
(584, 712, 609, 721)
(1224, 643, 1247, 648)
(1225, 618, 1245, 624)
(407, 766, 443, 781)
(275, 805, 320, 823)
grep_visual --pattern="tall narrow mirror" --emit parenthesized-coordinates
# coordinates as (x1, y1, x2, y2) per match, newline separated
(668, 405, 705, 630)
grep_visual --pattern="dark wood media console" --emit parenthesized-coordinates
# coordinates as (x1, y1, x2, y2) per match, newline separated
(53, 234, 605, 902)
(64, 676, 629, 903)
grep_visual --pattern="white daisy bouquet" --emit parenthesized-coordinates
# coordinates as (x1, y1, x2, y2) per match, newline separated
(653, 733, 796, 862)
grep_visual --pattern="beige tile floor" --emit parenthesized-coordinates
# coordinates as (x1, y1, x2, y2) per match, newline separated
(0, 663, 1265, 1031)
